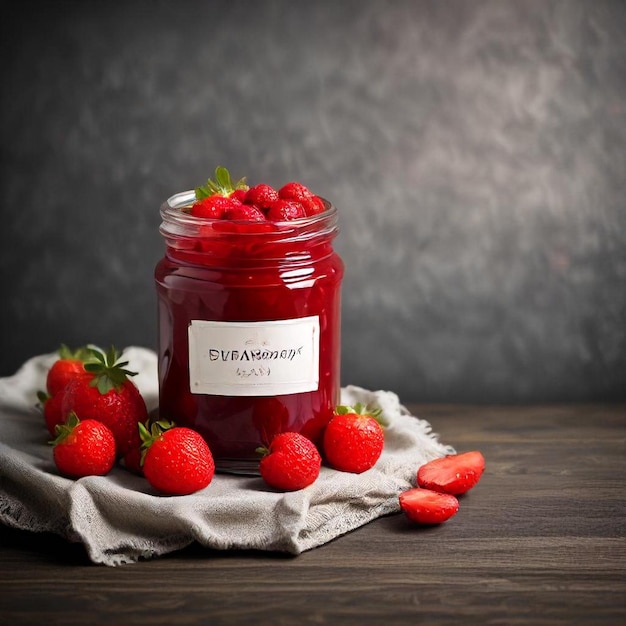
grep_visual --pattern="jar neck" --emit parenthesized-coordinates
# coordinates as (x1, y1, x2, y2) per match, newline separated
(160, 190, 339, 267)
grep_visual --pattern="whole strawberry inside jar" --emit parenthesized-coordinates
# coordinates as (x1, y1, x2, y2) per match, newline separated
(155, 184, 344, 473)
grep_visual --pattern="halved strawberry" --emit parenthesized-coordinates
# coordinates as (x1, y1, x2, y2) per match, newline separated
(399, 488, 459, 525)
(417, 451, 485, 495)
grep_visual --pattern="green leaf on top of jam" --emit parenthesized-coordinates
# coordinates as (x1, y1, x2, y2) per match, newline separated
(195, 166, 249, 200)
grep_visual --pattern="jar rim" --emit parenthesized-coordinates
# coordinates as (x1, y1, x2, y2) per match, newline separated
(160, 189, 337, 236)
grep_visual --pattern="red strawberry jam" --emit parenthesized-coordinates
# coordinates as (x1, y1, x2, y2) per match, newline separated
(155, 189, 344, 473)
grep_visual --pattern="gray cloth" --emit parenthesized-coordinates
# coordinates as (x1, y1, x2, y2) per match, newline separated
(0, 348, 454, 566)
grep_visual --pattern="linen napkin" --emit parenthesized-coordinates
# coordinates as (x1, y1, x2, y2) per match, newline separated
(0, 347, 454, 566)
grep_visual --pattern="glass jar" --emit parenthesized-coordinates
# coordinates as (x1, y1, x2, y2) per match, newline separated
(155, 190, 344, 473)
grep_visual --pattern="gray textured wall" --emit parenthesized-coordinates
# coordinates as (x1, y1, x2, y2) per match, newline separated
(1, 0, 625, 403)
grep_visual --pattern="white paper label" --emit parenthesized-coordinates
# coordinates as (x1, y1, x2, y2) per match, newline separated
(188, 316, 320, 396)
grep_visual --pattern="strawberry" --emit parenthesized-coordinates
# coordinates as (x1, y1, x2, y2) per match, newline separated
(230, 188, 247, 203)
(322, 403, 385, 474)
(277, 181, 311, 202)
(140, 421, 215, 495)
(37, 344, 92, 436)
(37, 389, 66, 436)
(278, 182, 325, 216)
(45, 344, 91, 396)
(122, 416, 166, 475)
(417, 451, 485, 495)
(258, 432, 321, 491)
(122, 445, 143, 475)
(62, 346, 148, 457)
(266, 199, 307, 221)
(306, 195, 326, 216)
(50, 412, 116, 478)
(244, 183, 279, 212)
(225, 203, 267, 222)
(399, 488, 460, 525)
(191, 195, 237, 219)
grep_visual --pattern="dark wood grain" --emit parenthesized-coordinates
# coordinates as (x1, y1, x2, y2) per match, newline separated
(1, 404, 625, 625)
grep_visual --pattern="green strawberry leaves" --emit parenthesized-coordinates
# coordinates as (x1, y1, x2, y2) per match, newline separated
(49, 411, 81, 445)
(138, 418, 176, 466)
(57, 343, 93, 362)
(195, 166, 249, 200)
(83, 345, 138, 394)
(335, 402, 387, 427)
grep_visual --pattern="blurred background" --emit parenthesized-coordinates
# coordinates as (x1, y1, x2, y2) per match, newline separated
(1, 0, 624, 403)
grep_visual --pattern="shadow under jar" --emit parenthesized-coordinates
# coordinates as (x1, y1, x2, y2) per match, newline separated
(155, 190, 344, 474)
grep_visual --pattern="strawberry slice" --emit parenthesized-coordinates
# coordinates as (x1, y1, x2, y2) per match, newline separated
(417, 450, 485, 495)
(399, 488, 459, 525)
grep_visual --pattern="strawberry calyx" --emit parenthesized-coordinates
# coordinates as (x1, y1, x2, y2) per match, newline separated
(49, 411, 80, 445)
(82, 345, 137, 395)
(57, 343, 93, 362)
(335, 402, 387, 427)
(138, 418, 176, 466)
(195, 166, 249, 200)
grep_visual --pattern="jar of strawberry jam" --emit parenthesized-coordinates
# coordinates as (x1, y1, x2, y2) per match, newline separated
(155, 189, 344, 473)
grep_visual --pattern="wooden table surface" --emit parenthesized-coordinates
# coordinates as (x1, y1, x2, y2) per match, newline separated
(1, 404, 625, 625)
